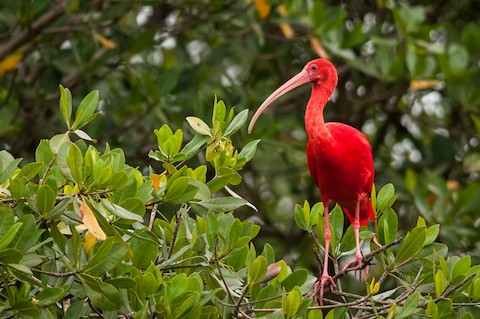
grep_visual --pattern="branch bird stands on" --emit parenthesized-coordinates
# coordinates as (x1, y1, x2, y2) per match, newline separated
(248, 59, 375, 305)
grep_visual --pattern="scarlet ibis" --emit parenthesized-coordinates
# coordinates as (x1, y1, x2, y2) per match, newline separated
(248, 59, 375, 304)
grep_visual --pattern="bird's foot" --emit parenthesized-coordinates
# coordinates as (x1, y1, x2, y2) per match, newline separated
(313, 274, 337, 305)
(342, 254, 368, 280)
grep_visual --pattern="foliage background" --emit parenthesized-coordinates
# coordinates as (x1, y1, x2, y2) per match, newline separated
(1, 0, 480, 317)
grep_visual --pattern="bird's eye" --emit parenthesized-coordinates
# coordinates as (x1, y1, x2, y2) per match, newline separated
(310, 64, 318, 71)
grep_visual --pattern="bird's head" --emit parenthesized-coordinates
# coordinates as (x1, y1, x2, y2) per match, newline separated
(248, 58, 338, 133)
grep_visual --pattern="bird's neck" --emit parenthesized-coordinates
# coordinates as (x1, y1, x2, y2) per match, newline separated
(305, 83, 333, 141)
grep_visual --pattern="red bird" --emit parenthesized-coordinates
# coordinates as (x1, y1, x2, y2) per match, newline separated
(248, 59, 375, 304)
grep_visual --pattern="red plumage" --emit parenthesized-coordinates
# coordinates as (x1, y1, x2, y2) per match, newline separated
(248, 58, 375, 305)
(306, 123, 375, 226)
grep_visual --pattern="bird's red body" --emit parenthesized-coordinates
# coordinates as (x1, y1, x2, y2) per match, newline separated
(307, 123, 374, 226)
(249, 58, 375, 305)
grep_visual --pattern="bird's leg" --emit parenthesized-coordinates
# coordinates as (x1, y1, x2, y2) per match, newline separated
(342, 200, 368, 280)
(313, 202, 337, 305)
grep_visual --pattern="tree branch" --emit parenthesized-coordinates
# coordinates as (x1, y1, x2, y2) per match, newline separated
(0, 2, 67, 60)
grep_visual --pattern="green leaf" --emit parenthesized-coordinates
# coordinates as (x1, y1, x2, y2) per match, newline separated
(81, 274, 121, 311)
(59, 85, 72, 129)
(82, 237, 127, 275)
(71, 90, 99, 130)
(392, 5, 425, 36)
(281, 269, 308, 291)
(35, 140, 54, 177)
(223, 109, 248, 137)
(155, 124, 173, 145)
(447, 44, 469, 73)
(330, 204, 344, 249)
(212, 98, 227, 130)
(165, 176, 199, 204)
(36, 287, 66, 306)
(377, 183, 395, 212)
(9, 178, 25, 199)
(130, 236, 159, 269)
(308, 309, 324, 319)
(47, 198, 70, 220)
(0, 222, 23, 250)
(16, 162, 42, 181)
(74, 129, 95, 141)
(395, 226, 426, 266)
(12, 300, 39, 318)
(294, 203, 309, 231)
(437, 300, 452, 318)
(65, 299, 91, 318)
(67, 143, 84, 184)
(101, 199, 144, 222)
(206, 167, 242, 192)
(425, 300, 438, 319)
(424, 224, 440, 246)
(452, 255, 471, 283)
(94, 165, 112, 186)
(192, 197, 248, 212)
(235, 139, 260, 169)
(283, 286, 302, 319)
(340, 225, 355, 252)
(0, 150, 21, 182)
(435, 269, 446, 298)
(49, 132, 71, 154)
(36, 185, 56, 214)
(119, 197, 145, 216)
(0, 211, 14, 237)
(106, 277, 136, 289)
(396, 291, 421, 319)
(249, 255, 267, 284)
(378, 207, 398, 245)
(12, 215, 43, 254)
(228, 219, 242, 244)
(179, 134, 209, 160)
(8, 263, 33, 276)
(109, 170, 129, 190)
(186, 116, 211, 136)
(0, 248, 23, 264)
(205, 211, 219, 248)
(162, 137, 180, 159)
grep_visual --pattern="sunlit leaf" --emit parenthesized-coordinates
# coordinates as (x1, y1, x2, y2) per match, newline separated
(186, 116, 211, 136)
(79, 198, 106, 241)
(254, 0, 270, 19)
(0, 50, 23, 77)
(93, 32, 117, 49)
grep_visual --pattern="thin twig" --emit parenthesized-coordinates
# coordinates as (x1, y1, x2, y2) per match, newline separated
(166, 208, 182, 260)
(332, 237, 403, 282)
(38, 157, 56, 188)
(32, 268, 77, 277)
(214, 237, 235, 304)
(0, 1, 67, 60)
(149, 203, 158, 231)
(418, 273, 477, 309)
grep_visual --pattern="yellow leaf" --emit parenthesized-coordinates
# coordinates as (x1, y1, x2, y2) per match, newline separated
(80, 197, 106, 240)
(254, 0, 271, 19)
(410, 79, 441, 90)
(84, 231, 97, 253)
(447, 180, 459, 191)
(186, 116, 211, 136)
(0, 50, 23, 77)
(277, 5, 294, 39)
(93, 32, 117, 49)
(149, 173, 164, 192)
(310, 37, 329, 59)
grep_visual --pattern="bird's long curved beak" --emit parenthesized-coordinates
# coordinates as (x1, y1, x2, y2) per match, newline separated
(248, 69, 311, 133)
